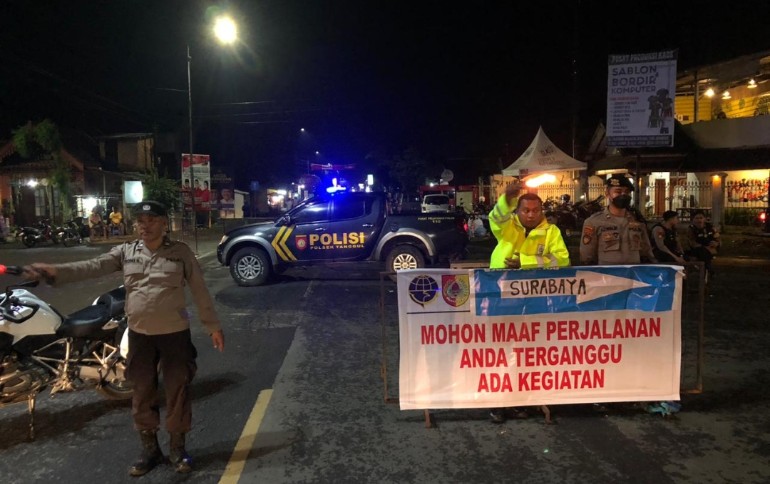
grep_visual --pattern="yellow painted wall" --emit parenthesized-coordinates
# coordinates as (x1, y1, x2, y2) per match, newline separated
(674, 96, 712, 123)
(675, 91, 770, 122)
(717, 91, 770, 118)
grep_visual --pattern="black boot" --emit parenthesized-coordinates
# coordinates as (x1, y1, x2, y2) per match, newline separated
(129, 430, 164, 477)
(169, 432, 193, 473)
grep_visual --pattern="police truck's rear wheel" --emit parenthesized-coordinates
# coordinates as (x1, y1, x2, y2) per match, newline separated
(386, 245, 425, 282)
(230, 247, 271, 286)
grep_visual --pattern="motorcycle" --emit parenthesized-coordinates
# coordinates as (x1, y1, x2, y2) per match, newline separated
(17, 219, 59, 248)
(0, 265, 132, 439)
(546, 195, 606, 236)
(56, 219, 84, 247)
(544, 195, 578, 235)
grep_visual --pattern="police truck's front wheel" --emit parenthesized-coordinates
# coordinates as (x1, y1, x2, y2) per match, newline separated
(230, 247, 271, 286)
(386, 245, 425, 281)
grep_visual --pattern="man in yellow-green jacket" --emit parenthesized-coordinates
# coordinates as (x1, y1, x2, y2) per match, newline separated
(488, 182, 571, 270)
(487, 182, 571, 423)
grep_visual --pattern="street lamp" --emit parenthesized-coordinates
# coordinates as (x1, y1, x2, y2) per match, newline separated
(186, 15, 238, 252)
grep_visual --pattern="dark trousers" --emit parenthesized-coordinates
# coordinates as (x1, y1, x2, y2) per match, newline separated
(655, 251, 683, 264)
(687, 246, 714, 273)
(127, 329, 197, 433)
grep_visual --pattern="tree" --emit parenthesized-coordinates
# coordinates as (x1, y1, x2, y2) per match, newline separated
(12, 120, 71, 223)
(385, 147, 431, 194)
(141, 163, 181, 213)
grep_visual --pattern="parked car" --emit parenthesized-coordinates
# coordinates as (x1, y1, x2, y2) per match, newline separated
(217, 191, 468, 286)
(421, 194, 451, 213)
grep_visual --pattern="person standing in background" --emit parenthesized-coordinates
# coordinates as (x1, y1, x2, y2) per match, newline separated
(650, 210, 687, 265)
(686, 210, 720, 279)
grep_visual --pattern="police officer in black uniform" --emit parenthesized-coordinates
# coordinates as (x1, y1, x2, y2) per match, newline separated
(650, 210, 687, 265)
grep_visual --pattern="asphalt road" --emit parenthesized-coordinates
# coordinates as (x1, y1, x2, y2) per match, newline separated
(1, 237, 770, 483)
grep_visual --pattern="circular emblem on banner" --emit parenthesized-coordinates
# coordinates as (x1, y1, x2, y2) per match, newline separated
(442, 274, 470, 307)
(408, 275, 439, 307)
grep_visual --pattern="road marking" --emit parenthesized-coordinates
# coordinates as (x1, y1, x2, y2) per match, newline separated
(303, 280, 315, 299)
(219, 388, 273, 484)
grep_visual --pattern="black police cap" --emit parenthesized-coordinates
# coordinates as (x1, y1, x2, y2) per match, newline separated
(662, 210, 678, 221)
(606, 174, 634, 190)
(132, 200, 168, 217)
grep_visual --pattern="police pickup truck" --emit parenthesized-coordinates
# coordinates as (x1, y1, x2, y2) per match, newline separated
(217, 191, 468, 286)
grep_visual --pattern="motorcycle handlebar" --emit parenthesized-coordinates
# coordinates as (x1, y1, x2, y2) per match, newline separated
(0, 265, 47, 286)
(0, 265, 23, 276)
(0, 295, 40, 323)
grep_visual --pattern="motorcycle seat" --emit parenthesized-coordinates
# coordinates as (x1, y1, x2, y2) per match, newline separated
(57, 305, 112, 338)
(94, 286, 126, 318)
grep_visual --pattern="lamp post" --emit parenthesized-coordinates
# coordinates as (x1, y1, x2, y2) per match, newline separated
(186, 44, 197, 252)
(185, 15, 238, 253)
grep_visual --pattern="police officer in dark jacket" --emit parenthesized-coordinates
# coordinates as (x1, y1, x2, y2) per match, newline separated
(687, 210, 720, 278)
(651, 210, 687, 265)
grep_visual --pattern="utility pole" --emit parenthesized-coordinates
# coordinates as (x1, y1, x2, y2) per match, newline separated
(187, 44, 198, 253)
(571, 0, 580, 159)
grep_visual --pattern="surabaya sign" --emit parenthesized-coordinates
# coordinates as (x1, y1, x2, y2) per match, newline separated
(397, 266, 682, 410)
(606, 50, 678, 148)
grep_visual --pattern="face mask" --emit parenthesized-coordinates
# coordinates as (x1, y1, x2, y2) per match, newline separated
(611, 194, 632, 209)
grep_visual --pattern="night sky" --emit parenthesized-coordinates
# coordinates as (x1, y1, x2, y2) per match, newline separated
(2, 1, 770, 189)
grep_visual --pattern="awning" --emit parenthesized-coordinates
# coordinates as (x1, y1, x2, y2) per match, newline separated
(590, 147, 770, 174)
(590, 153, 690, 174)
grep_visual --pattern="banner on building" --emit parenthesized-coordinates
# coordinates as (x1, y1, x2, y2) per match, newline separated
(210, 170, 236, 218)
(181, 153, 211, 211)
(397, 266, 683, 410)
(606, 50, 678, 148)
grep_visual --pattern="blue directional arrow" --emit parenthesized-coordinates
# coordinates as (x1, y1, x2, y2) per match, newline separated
(474, 265, 681, 316)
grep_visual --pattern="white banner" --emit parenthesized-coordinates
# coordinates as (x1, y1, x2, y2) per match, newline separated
(397, 266, 682, 410)
(606, 50, 678, 148)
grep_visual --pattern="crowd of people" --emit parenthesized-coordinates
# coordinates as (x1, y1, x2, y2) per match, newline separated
(9, 174, 718, 474)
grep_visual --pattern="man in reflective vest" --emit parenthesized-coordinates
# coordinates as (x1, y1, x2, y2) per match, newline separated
(487, 182, 570, 423)
(488, 182, 570, 270)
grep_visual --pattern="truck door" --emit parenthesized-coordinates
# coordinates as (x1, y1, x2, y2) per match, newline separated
(325, 194, 381, 260)
(274, 198, 331, 263)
